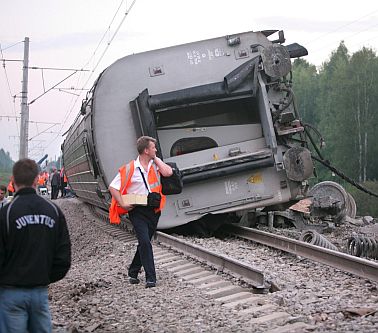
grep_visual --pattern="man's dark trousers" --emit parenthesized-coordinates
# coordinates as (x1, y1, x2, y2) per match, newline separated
(128, 206, 160, 283)
(51, 185, 59, 199)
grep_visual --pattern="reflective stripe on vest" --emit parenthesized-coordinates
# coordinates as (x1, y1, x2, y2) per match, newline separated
(149, 163, 161, 190)
(120, 162, 134, 195)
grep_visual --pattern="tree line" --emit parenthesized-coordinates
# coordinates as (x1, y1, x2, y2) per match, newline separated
(0, 149, 13, 171)
(0, 149, 14, 186)
(292, 42, 378, 215)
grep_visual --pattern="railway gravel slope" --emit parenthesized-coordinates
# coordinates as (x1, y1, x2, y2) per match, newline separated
(50, 198, 378, 332)
(50, 199, 254, 332)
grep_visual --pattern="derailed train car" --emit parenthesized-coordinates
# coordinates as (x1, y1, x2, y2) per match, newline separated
(62, 29, 313, 229)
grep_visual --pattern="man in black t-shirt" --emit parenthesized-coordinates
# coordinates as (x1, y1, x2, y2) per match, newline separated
(0, 158, 71, 333)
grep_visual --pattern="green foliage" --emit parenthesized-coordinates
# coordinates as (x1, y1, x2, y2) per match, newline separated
(345, 181, 378, 217)
(0, 149, 14, 186)
(292, 43, 378, 215)
(292, 58, 319, 124)
(0, 170, 12, 186)
(0, 149, 14, 172)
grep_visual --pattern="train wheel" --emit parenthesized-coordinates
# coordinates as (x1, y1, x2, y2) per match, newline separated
(308, 181, 349, 223)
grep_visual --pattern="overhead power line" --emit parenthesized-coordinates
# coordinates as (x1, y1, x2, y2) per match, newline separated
(306, 9, 378, 46)
(28, 71, 79, 105)
(82, 0, 138, 90)
(0, 40, 23, 52)
(9, 0, 138, 157)
(29, 66, 90, 71)
(55, 0, 138, 142)
(0, 58, 23, 62)
(0, 43, 20, 137)
(81, 0, 127, 72)
(310, 19, 378, 57)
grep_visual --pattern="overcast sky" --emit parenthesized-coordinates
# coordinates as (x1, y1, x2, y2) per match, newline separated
(1, 0, 377, 163)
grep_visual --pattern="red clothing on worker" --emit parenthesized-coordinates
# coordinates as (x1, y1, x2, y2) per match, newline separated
(7, 180, 14, 193)
(37, 175, 45, 186)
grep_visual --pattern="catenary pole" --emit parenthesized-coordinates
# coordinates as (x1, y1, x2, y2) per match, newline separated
(19, 37, 29, 159)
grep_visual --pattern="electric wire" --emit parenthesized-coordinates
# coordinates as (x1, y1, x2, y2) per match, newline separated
(0, 41, 23, 52)
(338, 24, 378, 51)
(311, 19, 378, 57)
(0, 43, 20, 137)
(1, 3, 133, 157)
(45, 0, 138, 152)
(80, 0, 126, 71)
(56, 0, 129, 130)
(303, 127, 378, 198)
(59, 1, 137, 131)
(306, 9, 378, 46)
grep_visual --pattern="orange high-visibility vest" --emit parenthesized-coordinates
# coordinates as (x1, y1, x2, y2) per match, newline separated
(109, 160, 166, 224)
(37, 175, 45, 186)
(7, 180, 14, 193)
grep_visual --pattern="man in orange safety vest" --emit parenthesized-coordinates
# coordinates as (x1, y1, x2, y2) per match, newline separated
(109, 136, 172, 288)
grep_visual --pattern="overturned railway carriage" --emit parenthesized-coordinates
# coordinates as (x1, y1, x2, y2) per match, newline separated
(62, 30, 312, 229)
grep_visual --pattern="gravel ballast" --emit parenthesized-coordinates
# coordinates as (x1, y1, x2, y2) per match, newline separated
(50, 198, 378, 332)
(50, 199, 255, 332)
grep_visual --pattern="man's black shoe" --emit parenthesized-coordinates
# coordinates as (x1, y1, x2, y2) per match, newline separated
(145, 281, 156, 288)
(129, 276, 140, 284)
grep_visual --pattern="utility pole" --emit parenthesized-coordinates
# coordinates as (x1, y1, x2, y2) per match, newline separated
(19, 37, 29, 159)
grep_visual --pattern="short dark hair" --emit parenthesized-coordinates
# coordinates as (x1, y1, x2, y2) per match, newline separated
(136, 136, 156, 154)
(0, 185, 6, 193)
(13, 158, 39, 187)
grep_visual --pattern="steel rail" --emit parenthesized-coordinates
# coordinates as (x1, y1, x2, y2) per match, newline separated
(225, 224, 378, 283)
(155, 231, 269, 289)
(88, 204, 269, 289)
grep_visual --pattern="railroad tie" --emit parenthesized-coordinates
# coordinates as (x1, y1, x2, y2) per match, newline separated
(175, 266, 204, 276)
(182, 270, 214, 281)
(216, 291, 255, 304)
(116, 235, 136, 242)
(206, 285, 245, 299)
(222, 294, 265, 308)
(155, 255, 181, 264)
(196, 280, 230, 290)
(189, 275, 224, 286)
(167, 263, 196, 273)
(159, 259, 188, 268)
(154, 252, 174, 260)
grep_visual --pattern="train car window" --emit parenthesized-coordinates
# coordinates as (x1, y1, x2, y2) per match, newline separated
(156, 97, 259, 129)
(170, 137, 218, 156)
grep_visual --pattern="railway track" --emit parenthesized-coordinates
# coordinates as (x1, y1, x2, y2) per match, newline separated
(223, 224, 378, 283)
(88, 204, 315, 332)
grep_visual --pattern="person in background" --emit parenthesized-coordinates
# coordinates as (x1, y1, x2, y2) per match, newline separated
(59, 168, 67, 198)
(43, 171, 49, 185)
(109, 136, 172, 288)
(50, 168, 60, 200)
(0, 185, 9, 209)
(37, 172, 46, 194)
(0, 158, 71, 333)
